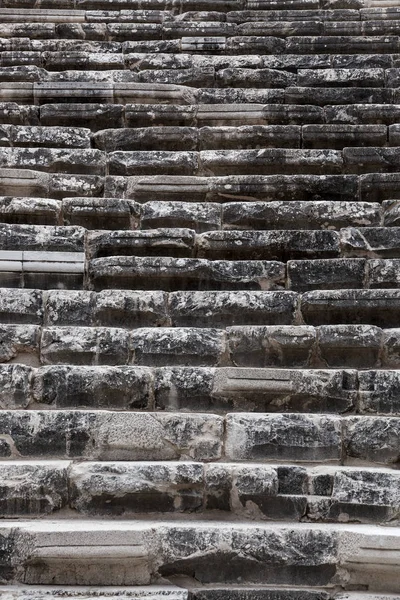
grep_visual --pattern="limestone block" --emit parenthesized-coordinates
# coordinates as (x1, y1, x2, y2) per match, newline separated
(212, 367, 357, 413)
(94, 126, 199, 151)
(301, 289, 400, 327)
(343, 147, 400, 174)
(200, 149, 343, 176)
(198, 125, 301, 150)
(108, 150, 199, 176)
(237, 20, 323, 36)
(32, 365, 154, 409)
(302, 124, 387, 149)
(344, 416, 400, 465)
(0, 410, 223, 461)
(325, 103, 400, 125)
(0, 324, 40, 365)
(0, 364, 32, 409)
(88, 229, 195, 259)
(141, 201, 221, 232)
(0, 224, 84, 252)
(287, 36, 398, 54)
(130, 327, 225, 366)
(359, 370, 400, 414)
(157, 523, 337, 585)
(341, 226, 400, 257)
(0, 197, 61, 226)
(367, 257, 400, 287)
(285, 86, 392, 106)
(227, 325, 317, 368)
(360, 173, 400, 201)
(0, 462, 68, 515)
(288, 258, 367, 291)
(125, 104, 197, 127)
(169, 291, 297, 327)
(40, 327, 130, 366)
(197, 230, 340, 260)
(316, 324, 382, 368)
(0, 102, 39, 126)
(215, 67, 297, 88)
(0, 147, 106, 175)
(0, 125, 91, 148)
(222, 201, 381, 230)
(0, 288, 42, 324)
(225, 414, 342, 462)
(154, 367, 216, 411)
(62, 197, 140, 230)
(94, 290, 170, 327)
(40, 103, 124, 131)
(89, 257, 285, 291)
(70, 462, 204, 514)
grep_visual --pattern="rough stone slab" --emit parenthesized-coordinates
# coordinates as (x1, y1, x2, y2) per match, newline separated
(288, 258, 367, 292)
(0, 125, 91, 148)
(141, 201, 221, 232)
(285, 86, 393, 106)
(130, 327, 225, 367)
(200, 149, 343, 176)
(88, 257, 285, 291)
(0, 324, 40, 365)
(0, 410, 222, 461)
(302, 124, 387, 149)
(0, 288, 42, 324)
(0, 224, 84, 252)
(70, 461, 204, 515)
(212, 367, 357, 413)
(62, 197, 140, 230)
(317, 324, 382, 369)
(222, 201, 381, 230)
(197, 230, 340, 260)
(88, 229, 195, 259)
(168, 291, 298, 327)
(301, 290, 400, 327)
(225, 414, 342, 462)
(341, 226, 400, 258)
(119, 175, 358, 203)
(40, 104, 124, 131)
(40, 326, 132, 366)
(0, 147, 106, 175)
(344, 416, 400, 465)
(32, 365, 154, 410)
(227, 325, 316, 368)
(0, 197, 61, 226)
(359, 370, 400, 415)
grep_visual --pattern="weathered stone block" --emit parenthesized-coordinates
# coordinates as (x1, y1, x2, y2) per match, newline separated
(225, 414, 342, 462)
(130, 327, 225, 367)
(88, 229, 195, 259)
(169, 291, 298, 327)
(70, 461, 204, 515)
(32, 365, 154, 409)
(227, 325, 316, 368)
(316, 324, 382, 369)
(40, 327, 130, 366)
(288, 259, 366, 292)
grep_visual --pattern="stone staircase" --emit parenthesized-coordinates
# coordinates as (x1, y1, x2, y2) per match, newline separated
(0, 0, 400, 598)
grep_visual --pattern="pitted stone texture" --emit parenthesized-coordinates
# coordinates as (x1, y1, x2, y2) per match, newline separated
(168, 291, 298, 327)
(0, 411, 223, 461)
(32, 366, 154, 410)
(70, 461, 204, 515)
(225, 414, 342, 462)
(89, 257, 285, 291)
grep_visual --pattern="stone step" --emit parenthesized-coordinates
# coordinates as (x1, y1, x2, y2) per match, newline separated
(4, 321, 400, 368)
(0, 519, 398, 589)
(5, 318, 400, 369)
(5, 147, 400, 177)
(3, 82, 399, 106)
(9, 362, 400, 414)
(0, 460, 398, 524)
(0, 587, 189, 600)
(0, 408, 397, 465)
(8, 101, 400, 130)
